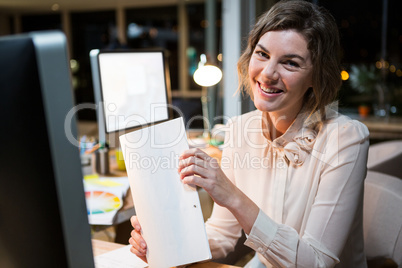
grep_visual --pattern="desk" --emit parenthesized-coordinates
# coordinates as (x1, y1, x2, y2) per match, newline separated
(92, 239, 239, 268)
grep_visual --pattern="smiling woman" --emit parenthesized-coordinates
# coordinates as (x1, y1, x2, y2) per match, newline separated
(238, 1, 342, 122)
(129, 1, 370, 267)
(248, 30, 314, 137)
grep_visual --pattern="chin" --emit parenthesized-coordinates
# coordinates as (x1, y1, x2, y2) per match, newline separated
(253, 101, 277, 113)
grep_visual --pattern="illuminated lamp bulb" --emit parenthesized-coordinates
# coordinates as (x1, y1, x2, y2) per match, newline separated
(193, 65, 222, 87)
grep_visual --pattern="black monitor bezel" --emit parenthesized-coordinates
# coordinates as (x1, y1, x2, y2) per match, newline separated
(0, 30, 94, 268)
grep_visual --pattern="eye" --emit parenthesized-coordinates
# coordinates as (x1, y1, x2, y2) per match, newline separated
(284, 60, 300, 68)
(255, 50, 269, 59)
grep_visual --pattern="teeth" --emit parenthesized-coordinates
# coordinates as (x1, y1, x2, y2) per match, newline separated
(261, 85, 282, 93)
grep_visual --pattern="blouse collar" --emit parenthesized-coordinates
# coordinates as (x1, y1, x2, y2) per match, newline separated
(259, 109, 322, 166)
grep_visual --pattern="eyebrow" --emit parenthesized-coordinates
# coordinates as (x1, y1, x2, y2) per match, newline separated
(256, 44, 307, 62)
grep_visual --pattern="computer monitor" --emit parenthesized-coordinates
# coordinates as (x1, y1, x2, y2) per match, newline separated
(0, 31, 94, 267)
(90, 49, 173, 148)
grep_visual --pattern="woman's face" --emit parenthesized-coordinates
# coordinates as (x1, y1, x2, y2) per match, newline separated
(249, 30, 313, 118)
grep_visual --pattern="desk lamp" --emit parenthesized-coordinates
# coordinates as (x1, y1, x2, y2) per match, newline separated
(193, 54, 222, 138)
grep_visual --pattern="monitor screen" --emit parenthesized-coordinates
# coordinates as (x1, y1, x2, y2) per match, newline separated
(93, 50, 171, 134)
(0, 31, 94, 267)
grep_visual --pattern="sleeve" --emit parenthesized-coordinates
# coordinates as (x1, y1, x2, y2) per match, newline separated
(244, 120, 370, 268)
(204, 117, 243, 259)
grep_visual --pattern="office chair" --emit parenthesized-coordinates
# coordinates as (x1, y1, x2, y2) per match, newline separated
(367, 140, 402, 179)
(363, 171, 402, 267)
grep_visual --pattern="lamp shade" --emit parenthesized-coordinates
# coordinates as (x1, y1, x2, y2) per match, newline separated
(193, 65, 222, 87)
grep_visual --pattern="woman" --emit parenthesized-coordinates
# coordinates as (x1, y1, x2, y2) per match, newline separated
(130, 0, 369, 267)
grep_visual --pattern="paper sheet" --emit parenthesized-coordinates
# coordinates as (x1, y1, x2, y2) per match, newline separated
(94, 245, 148, 268)
(119, 117, 211, 268)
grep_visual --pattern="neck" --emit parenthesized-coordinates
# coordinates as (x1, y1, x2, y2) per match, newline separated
(263, 108, 301, 140)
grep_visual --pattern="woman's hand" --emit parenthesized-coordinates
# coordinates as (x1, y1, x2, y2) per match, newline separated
(128, 216, 147, 263)
(128, 216, 191, 268)
(178, 148, 239, 208)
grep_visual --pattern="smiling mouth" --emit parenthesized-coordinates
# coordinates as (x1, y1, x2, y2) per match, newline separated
(259, 83, 284, 94)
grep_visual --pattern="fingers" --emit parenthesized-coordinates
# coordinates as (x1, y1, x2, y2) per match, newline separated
(179, 163, 209, 180)
(129, 240, 148, 263)
(179, 148, 220, 173)
(129, 230, 148, 262)
(179, 148, 222, 189)
(180, 148, 211, 162)
(178, 148, 209, 176)
(178, 155, 208, 171)
(181, 175, 203, 187)
(129, 215, 148, 261)
(129, 231, 147, 254)
(130, 216, 141, 231)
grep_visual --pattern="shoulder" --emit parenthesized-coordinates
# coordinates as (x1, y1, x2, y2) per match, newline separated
(315, 113, 370, 156)
(323, 113, 369, 141)
(311, 113, 371, 169)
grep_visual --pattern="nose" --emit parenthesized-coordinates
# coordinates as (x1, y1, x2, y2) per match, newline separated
(262, 60, 279, 81)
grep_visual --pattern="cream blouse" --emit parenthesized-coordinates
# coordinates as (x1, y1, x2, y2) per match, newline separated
(205, 109, 369, 268)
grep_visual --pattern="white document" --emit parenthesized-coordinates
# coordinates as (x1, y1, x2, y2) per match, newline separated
(119, 117, 211, 268)
(94, 245, 148, 268)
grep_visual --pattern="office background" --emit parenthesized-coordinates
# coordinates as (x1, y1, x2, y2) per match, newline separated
(0, 0, 401, 136)
(1, 1, 401, 267)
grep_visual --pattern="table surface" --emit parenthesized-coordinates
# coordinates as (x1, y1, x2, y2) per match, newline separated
(92, 239, 239, 268)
